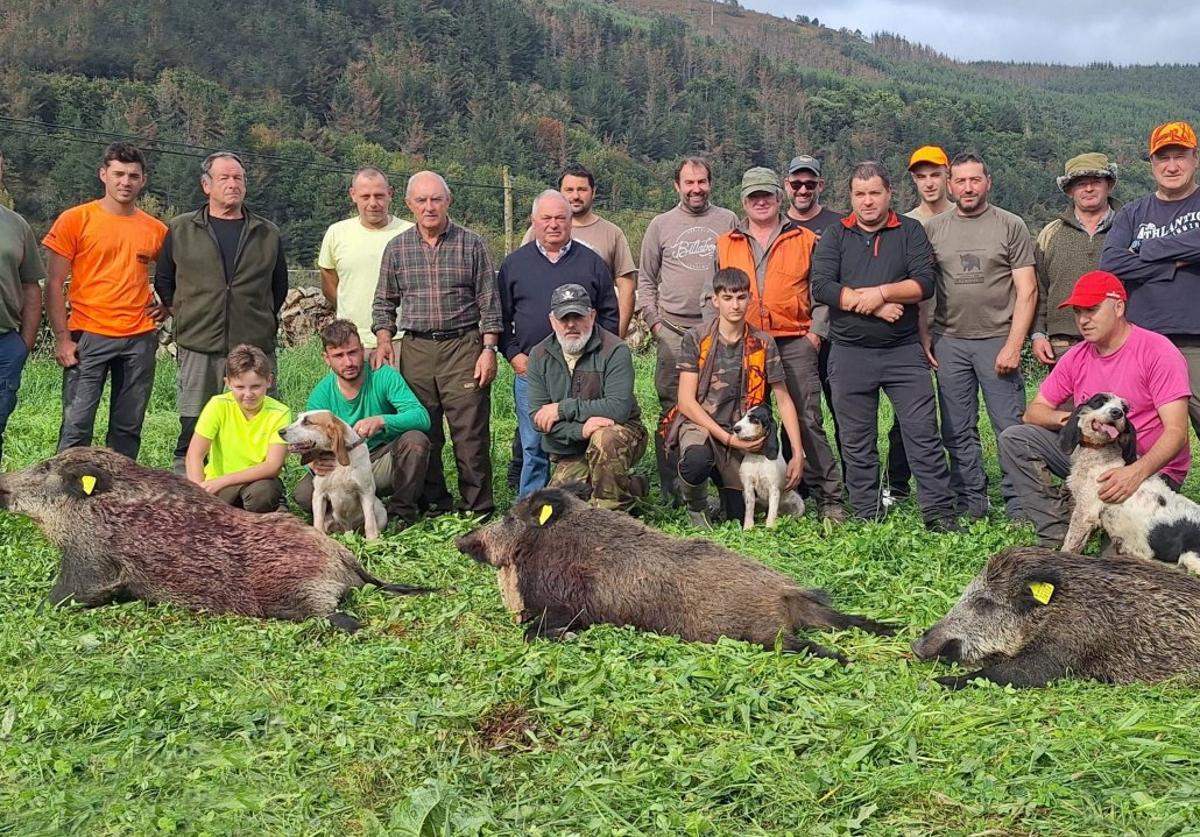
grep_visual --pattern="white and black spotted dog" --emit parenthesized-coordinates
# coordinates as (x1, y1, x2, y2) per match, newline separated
(730, 404, 805, 530)
(1060, 392, 1200, 574)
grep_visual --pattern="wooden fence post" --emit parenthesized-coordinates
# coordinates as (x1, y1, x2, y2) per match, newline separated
(503, 166, 513, 256)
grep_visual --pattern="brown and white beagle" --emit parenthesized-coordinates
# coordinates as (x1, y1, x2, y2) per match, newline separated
(281, 410, 386, 539)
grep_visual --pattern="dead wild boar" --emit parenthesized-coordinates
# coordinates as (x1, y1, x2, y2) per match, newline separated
(455, 486, 897, 660)
(913, 546, 1200, 688)
(0, 447, 430, 631)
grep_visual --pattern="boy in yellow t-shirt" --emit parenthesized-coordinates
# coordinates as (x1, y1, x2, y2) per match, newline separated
(185, 344, 290, 512)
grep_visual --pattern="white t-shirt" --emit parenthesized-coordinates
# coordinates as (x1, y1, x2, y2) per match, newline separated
(317, 215, 413, 347)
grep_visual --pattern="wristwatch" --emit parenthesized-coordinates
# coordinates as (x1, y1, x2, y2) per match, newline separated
(482, 344, 499, 354)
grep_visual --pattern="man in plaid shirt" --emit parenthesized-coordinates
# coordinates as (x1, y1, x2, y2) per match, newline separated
(372, 170, 502, 516)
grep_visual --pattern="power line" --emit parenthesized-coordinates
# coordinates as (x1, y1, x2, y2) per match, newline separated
(0, 116, 543, 195)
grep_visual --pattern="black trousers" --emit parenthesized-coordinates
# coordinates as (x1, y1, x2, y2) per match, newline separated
(826, 341, 955, 523)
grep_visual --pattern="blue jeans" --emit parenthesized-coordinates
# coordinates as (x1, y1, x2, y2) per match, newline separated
(513, 373, 550, 498)
(0, 330, 29, 464)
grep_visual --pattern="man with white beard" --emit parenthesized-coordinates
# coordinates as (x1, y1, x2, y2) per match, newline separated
(525, 283, 647, 511)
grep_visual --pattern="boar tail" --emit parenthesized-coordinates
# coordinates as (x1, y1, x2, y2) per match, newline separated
(350, 560, 436, 595)
(836, 613, 902, 637)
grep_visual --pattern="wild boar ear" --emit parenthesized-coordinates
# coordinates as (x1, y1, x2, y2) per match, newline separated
(1058, 407, 1083, 455)
(524, 488, 574, 528)
(1015, 566, 1062, 612)
(61, 465, 113, 499)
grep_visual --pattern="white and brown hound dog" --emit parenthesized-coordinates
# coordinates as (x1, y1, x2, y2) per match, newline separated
(281, 410, 386, 540)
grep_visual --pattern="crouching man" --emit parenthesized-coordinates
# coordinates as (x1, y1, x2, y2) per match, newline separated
(998, 271, 1190, 547)
(294, 319, 432, 531)
(526, 284, 647, 511)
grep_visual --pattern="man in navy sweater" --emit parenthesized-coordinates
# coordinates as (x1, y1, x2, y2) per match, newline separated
(1101, 120, 1200, 438)
(499, 189, 619, 497)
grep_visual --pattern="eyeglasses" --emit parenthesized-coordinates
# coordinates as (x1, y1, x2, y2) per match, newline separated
(788, 180, 820, 192)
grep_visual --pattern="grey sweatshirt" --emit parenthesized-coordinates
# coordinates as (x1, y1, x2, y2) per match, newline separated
(636, 202, 737, 328)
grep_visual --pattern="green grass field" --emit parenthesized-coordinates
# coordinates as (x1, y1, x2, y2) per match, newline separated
(3, 344, 1200, 836)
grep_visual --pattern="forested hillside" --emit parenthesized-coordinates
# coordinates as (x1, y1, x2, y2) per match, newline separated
(0, 0, 1195, 263)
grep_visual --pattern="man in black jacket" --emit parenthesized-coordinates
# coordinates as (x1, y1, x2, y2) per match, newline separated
(810, 161, 959, 531)
(155, 151, 288, 473)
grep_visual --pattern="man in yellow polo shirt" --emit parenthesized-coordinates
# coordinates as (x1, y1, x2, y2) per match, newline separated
(318, 167, 412, 362)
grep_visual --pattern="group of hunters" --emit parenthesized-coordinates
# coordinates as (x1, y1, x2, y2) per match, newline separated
(2, 118, 1199, 542)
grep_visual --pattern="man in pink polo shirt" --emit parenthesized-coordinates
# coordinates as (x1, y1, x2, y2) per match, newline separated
(999, 270, 1191, 547)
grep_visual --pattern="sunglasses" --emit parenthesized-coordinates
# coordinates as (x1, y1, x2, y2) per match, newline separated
(788, 180, 820, 192)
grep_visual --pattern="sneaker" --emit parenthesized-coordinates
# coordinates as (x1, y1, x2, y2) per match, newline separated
(819, 503, 847, 523)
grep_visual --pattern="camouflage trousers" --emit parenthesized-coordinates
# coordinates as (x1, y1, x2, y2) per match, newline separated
(549, 420, 648, 511)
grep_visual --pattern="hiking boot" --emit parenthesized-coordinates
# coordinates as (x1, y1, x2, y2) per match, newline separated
(628, 474, 649, 498)
(926, 515, 964, 534)
(687, 507, 714, 529)
(819, 503, 847, 523)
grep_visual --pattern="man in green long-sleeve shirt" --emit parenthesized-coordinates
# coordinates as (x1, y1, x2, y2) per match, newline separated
(293, 319, 432, 529)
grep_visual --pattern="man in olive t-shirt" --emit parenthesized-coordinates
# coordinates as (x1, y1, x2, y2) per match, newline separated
(925, 153, 1037, 519)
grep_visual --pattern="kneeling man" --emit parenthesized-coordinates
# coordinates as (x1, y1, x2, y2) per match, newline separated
(526, 284, 647, 511)
(998, 271, 1190, 547)
(294, 319, 432, 529)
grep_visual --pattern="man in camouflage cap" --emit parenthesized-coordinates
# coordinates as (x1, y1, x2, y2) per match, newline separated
(525, 283, 647, 511)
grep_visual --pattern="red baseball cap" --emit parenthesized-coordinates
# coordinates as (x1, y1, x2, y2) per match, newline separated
(1057, 270, 1128, 309)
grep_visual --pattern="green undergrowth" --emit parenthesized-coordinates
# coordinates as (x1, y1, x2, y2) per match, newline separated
(2, 344, 1199, 835)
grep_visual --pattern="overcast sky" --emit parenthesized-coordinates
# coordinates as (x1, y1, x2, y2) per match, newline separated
(741, 0, 1197, 65)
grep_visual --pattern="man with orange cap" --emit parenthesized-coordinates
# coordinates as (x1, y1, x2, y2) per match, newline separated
(882, 144, 953, 505)
(906, 146, 953, 222)
(1102, 120, 1200, 438)
(999, 270, 1189, 548)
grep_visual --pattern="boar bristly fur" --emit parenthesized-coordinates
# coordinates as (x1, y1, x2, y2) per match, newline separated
(913, 546, 1200, 688)
(456, 487, 897, 661)
(0, 448, 429, 630)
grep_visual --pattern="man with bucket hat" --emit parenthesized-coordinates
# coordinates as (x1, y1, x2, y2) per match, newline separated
(999, 270, 1190, 548)
(1102, 121, 1200, 438)
(1031, 153, 1121, 367)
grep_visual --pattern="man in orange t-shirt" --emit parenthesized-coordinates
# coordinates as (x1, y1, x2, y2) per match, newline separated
(43, 142, 168, 459)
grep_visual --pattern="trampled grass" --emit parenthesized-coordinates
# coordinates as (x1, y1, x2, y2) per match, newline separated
(3, 344, 1200, 835)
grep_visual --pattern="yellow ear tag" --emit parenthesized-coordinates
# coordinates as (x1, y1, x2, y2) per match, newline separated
(80, 475, 97, 496)
(1029, 581, 1054, 605)
(538, 504, 554, 526)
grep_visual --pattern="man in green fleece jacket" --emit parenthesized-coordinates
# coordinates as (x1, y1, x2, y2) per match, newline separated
(293, 319, 432, 529)
(1032, 152, 1121, 367)
(526, 284, 647, 511)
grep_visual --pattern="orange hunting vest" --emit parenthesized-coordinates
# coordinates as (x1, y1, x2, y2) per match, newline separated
(659, 323, 769, 445)
(717, 222, 817, 337)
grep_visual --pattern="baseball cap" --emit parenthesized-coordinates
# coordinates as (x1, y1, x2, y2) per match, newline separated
(550, 283, 592, 318)
(1057, 270, 1127, 309)
(740, 166, 783, 200)
(786, 155, 822, 177)
(907, 145, 949, 170)
(1149, 121, 1198, 156)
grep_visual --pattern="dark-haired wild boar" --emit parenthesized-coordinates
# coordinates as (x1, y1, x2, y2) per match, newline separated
(0, 447, 430, 631)
(455, 486, 897, 660)
(914, 546, 1200, 688)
